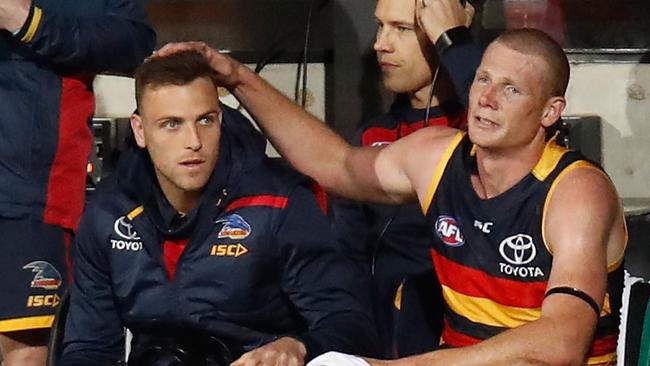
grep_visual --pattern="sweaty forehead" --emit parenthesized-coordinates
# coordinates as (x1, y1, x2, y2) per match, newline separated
(482, 43, 548, 77)
(375, 0, 415, 22)
(477, 42, 555, 97)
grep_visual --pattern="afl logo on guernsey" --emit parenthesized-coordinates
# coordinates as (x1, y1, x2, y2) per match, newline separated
(435, 215, 465, 247)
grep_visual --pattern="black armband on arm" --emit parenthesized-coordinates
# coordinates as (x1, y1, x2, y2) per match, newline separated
(544, 286, 600, 317)
(434, 26, 472, 55)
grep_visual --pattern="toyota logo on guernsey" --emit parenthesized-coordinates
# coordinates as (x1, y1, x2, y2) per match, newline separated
(499, 234, 536, 265)
(435, 215, 465, 247)
(111, 216, 143, 252)
(498, 233, 544, 278)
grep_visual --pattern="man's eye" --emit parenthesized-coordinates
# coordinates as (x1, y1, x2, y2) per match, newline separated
(476, 75, 489, 84)
(505, 85, 520, 95)
(198, 116, 214, 125)
(163, 120, 179, 129)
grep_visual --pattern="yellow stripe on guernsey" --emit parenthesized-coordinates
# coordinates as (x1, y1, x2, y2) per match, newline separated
(0, 315, 54, 332)
(442, 285, 541, 328)
(393, 282, 404, 310)
(587, 352, 616, 365)
(20, 6, 43, 43)
(531, 136, 568, 181)
(127, 205, 145, 220)
(421, 132, 465, 214)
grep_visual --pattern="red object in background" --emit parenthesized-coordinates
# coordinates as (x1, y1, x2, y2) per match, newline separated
(504, 0, 566, 46)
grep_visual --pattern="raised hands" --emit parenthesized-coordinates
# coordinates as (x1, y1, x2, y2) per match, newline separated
(0, 0, 31, 33)
(415, 0, 475, 44)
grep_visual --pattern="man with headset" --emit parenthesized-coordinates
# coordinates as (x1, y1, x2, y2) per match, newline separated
(330, 0, 481, 357)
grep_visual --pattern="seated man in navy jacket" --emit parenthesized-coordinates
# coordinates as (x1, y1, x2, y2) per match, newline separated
(59, 51, 377, 366)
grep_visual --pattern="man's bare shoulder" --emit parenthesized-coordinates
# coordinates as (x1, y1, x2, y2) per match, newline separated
(549, 164, 618, 213)
(378, 126, 462, 204)
(545, 163, 625, 263)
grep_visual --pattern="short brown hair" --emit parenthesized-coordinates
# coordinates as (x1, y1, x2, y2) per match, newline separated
(493, 28, 570, 97)
(134, 51, 217, 110)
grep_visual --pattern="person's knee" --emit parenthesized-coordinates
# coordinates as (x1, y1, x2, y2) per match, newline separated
(0, 329, 50, 366)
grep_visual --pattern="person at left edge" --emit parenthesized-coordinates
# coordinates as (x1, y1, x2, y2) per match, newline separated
(59, 51, 378, 366)
(0, 0, 155, 365)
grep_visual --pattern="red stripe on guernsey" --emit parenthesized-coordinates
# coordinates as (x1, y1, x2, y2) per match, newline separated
(226, 195, 289, 212)
(588, 334, 617, 358)
(442, 316, 617, 358)
(310, 181, 328, 214)
(431, 249, 547, 308)
(361, 115, 465, 147)
(43, 76, 95, 230)
(163, 238, 189, 281)
(442, 318, 481, 347)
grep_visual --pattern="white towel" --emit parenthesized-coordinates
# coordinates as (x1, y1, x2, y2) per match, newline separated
(307, 351, 372, 366)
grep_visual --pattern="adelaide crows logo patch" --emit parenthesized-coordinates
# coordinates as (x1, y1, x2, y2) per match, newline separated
(22, 261, 62, 290)
(216, 214, 251, 240)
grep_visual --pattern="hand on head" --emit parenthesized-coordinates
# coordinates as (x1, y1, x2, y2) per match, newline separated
(0, 0, 31, 32)
(151, 41, 242, 89)
(415, 0, 475, 43)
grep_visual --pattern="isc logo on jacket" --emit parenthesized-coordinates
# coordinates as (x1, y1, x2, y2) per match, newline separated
(210, 243, 249, 257)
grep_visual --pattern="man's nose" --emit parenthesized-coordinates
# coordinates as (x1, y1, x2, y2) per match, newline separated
(478, 85, 499, 109)
(185, 125, 202, 151)
(373, 28, 392, 53)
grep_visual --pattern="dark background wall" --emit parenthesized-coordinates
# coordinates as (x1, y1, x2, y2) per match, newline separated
(143, 0, 650, 139)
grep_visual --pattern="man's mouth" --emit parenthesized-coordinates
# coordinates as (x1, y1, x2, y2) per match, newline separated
(474, 116, 499, 128)
(379, 61, 398, 71)
(180, 158, 205, 168)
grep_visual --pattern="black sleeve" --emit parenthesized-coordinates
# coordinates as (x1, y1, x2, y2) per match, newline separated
(276, 183, 380, 360)
(14, 0, 155, 74)
(59, 202, 126, 366)
(329, 197, 372, 271)
(438, 27, 483, 108)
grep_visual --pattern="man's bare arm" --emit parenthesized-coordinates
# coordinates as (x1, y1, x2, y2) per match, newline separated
(154, 42, 457, 204)
(366, 166, 625, 366)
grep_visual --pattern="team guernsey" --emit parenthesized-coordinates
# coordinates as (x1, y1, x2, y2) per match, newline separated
(422, 132, 623, 365)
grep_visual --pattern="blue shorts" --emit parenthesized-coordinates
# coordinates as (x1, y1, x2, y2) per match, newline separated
(0, 217, 71, 333)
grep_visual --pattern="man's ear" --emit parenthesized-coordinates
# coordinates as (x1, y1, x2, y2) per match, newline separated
(541, 96, 566, 128)
(130, 113, 147, 148)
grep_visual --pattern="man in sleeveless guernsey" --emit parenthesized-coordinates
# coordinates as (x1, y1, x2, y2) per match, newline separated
(59, 52, 378, 366)
(155, 23, 627, 365)
(330, 0, 481, 357)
